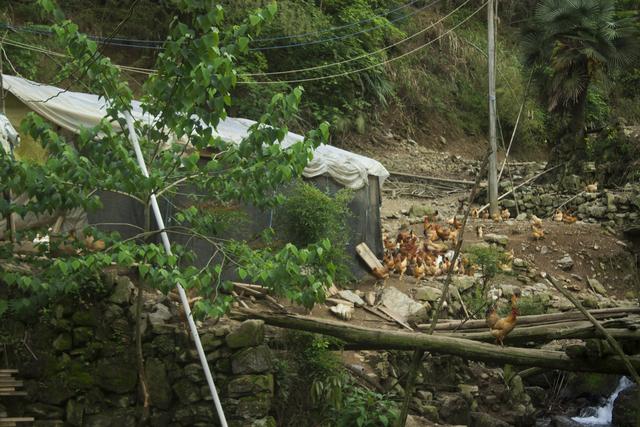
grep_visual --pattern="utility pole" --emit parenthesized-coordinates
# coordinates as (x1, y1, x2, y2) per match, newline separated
(487, 0, 498, 216)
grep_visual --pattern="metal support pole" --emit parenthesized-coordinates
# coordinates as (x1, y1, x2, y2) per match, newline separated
(487, 0, 498, 216)
(124, 112, 228, 427)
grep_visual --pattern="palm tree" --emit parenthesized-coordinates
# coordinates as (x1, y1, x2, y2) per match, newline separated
(522, 0, 639, 171)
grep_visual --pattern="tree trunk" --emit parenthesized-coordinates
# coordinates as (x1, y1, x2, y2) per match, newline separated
(231, 309, 640, 375)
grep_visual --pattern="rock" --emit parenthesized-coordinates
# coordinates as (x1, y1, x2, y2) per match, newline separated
(525, 386, 546, 406)
(452, 275, 476, 292)
(409, 204, 437, 218)
(250, 417, 277, 427)
(587, 277, 607, 296)
(484, 233, 509, 246)
(470, 412, 511, 427)
(613, 383, 640, 427)
(540, 245, 549, 255)
(152, 334, 175, 355)
(499, 284, 518, 298)
(407, 413, 437, 426)
(183, 363, 205, 383)
(109, 276, 134, 304)
(231, 345, 273, 375)
(565, 344, 587, 359)
(226, 320, 265, 349)
(95, 358, 137, 394)
(337, 290, 365, 307)
(148, 303, 172, 327)
(145, 358, 172, 409)
(173, 403, 215, 424)
(563, 373, 620, 400)
(84, 410, 136, 427)
(172, 378, 201, 404)
(25, 403, 65, 419)
(551, 415, 582, 427)
(235, 393, 272, 419)
(52, 333, 72, 352)
(437, 393, 470, 425)
(66, 399, 84, 426)
(516, 213, 528, 221)
(380, 287, 429, 323)
(588, 205, 608, 218)
(72, 327, 93, 344)
(414, 286, 442, 302)
(458, 384, 479, 401)
(227, 374, 274, 397)
(557, 254, 574, 270)
(513, 258, 527, 269)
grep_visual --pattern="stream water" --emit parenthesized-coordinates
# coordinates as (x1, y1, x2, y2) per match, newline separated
(570, 376, 633, 426)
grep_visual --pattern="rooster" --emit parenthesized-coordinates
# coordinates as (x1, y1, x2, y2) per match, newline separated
(485, 305, 499, 329)
(489, 295, 519, 346)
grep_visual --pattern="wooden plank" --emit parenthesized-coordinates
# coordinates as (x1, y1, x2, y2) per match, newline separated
(0, 370, 18, 373)
(0, 392, 27, 396)
(355, 243, 383, 271)
(0, 417, 35, 422)
(377, 306, 414, 331)
(0, 388, 16, 392)
(0, 380, 22, 386)
(388, 170, 474, 186)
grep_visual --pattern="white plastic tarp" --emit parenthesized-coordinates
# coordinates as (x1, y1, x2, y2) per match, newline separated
(2, 74, 389, 189)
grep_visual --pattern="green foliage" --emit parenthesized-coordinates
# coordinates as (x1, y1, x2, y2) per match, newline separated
(466, 246, 509, 289)
(275, 181, 354, 283)
(515, 294, 549, 316)
(462, 283, 489, 318)
(274, 331, 398, 427)
(0, 0, 335, 318)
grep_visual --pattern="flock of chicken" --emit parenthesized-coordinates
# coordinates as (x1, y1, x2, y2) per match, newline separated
(374, 203, 582, 282)
(373, 213, 475, 281)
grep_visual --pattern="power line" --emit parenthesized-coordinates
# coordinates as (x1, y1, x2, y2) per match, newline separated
(249, 0, 442, 51)
(0, 0, 439, 52)
(239, 1, 488, 85)
(244, 0, 471, 77)
(3, 2, 486, 85)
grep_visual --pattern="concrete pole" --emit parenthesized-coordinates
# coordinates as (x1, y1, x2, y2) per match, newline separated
(487, 0, 499, 216)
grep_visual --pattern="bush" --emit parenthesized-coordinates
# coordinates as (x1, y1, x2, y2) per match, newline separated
(276, 180, 353, 282)
(274, 331, 398, 427)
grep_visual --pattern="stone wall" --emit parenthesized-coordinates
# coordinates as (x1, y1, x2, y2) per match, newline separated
(0, 273, 275, 427)
(502, 183, 640, 226)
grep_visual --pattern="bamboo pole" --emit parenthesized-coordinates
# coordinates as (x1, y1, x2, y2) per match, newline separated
(544, 272, 640, 385)
(231, 309, 640, 375)
(422, 307, 640, 331)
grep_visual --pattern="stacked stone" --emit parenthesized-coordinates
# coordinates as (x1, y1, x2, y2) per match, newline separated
(4, 274, 275, 427)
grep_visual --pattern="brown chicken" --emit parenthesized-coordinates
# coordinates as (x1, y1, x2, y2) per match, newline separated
(372, 266, 390, 280)
(396, 228, 411, 244)
(485, 305, 499, 329)
(383, 235, 397, 252)
(394, 254, 408, 280)
(553, 209, 564, 222)
(435, 224, 451, 241)
(585, 183, 598, 193)
(491, 212, 502, 222)
(383, 253, 396, 270)
(490, 295, 518, 346)
(530, 224, 545, 240)
(471, 208, 479, 219)
(562, 213, 577, 224)
(530, 215, 543, 228)
(412, 259, 426, 281)
(447, 216, 463, 230)
(501, 208, 511, 221)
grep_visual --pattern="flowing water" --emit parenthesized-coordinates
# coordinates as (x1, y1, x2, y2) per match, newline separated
(571, 376, 633, 426)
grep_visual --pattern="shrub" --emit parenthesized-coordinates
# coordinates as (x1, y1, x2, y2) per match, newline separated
(276, 181, 353, 282)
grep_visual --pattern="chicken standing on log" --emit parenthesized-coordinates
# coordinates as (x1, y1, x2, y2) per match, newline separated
(489, 294, 519, 346)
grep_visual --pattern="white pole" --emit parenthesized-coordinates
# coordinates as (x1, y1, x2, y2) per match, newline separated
(124, 112, 228, 427)
(487, 0, 499, 216)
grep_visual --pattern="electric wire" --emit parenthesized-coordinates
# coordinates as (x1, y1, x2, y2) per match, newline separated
(243, 0, 472, 77)
(3, 1, 483, 82)
(239, 1, 488, 85)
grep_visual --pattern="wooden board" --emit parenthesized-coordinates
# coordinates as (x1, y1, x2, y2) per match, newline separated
(0, 392, 26, 396)
(355, 243, 383, 271)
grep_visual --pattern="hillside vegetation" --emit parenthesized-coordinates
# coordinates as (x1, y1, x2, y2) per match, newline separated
(2, 0, 640, 174)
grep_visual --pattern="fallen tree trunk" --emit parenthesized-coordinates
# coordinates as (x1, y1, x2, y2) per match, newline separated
(423, 307, 640, 331)
(231, 309, 640, 375)
(444, 321, 640, 345)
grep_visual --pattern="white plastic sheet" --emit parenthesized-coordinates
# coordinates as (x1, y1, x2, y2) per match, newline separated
(2, 74, 389, 189)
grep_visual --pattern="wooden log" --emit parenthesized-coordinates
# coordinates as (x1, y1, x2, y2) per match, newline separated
(442, 322, 640, 345)
(423, 307, 640, 331)
(231, 308, 640, 374)
(388, 170, 475, 186)
(355, 243, 384, 271)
